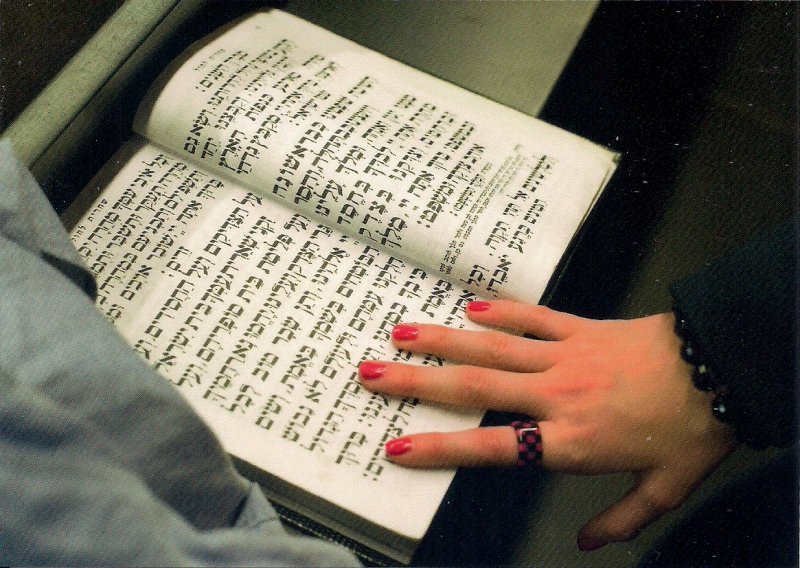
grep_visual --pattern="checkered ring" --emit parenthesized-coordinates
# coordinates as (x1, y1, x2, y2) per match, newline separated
(511, 420, 542, 468)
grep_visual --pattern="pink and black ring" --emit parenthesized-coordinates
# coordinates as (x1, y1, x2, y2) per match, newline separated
(511, 420, 543, 468)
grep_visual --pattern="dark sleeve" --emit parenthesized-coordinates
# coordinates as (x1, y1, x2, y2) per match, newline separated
(670, 219, 797, 448)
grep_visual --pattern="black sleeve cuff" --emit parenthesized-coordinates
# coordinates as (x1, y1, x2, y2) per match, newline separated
(670, 220, 797, 448)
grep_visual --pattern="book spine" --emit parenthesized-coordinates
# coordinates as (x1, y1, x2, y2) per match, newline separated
(268, 500, 396, 566)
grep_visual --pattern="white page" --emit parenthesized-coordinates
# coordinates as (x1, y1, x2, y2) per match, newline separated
(70, 143, 485, 540)
(135, 10, 617, 303)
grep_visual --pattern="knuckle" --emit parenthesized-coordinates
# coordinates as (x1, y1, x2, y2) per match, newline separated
(481, 332, 515, 366)
(526, 304, 551, 320)
(423, 433, 448, 457)
(480, 430, 513, 462)
(641, 485, 681, 515)
(651, 492, 682, 514)
(397, 364, 423, 395)
(554, 425, 595, 470)
(526, 304, 560, 327)
(562, 443, 591, 470)
(457, 366, 491, 405)
(425, 325, 453, 351)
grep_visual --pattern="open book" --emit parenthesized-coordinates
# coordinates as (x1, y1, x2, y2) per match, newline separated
(66, 10, 617, 564)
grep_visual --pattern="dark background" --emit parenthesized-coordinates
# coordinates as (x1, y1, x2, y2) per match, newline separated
(0, 0, 126, 130)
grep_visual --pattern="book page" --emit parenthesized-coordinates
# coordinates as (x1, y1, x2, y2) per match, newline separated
(70, 142, 484, 541)
(135, 10, 617, 304)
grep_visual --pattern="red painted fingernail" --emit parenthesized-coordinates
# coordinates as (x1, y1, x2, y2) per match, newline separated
(467, 301, 491, 312)
(578, 537, 607, 552)
(385, 437, 412, 457)
(359, 362, 386, 380)
(392, 324, 419, 341)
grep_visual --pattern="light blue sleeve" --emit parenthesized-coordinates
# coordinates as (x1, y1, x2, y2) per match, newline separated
(0, 139, 360, 566)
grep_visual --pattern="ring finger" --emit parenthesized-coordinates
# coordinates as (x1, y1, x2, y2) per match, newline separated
(384, 423, 562, 469)
(384, 426, 519, 468)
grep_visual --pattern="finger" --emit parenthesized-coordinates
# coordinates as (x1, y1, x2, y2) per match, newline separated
(358, 361, 552, 416)
(465, 300, 585, 340)
(390, 323, 559, 372)
(383, 426, 519, 468)
(576, 469, 690, 551)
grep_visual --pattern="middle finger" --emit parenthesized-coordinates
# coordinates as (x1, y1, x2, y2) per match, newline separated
(358, 361, 553, 417)
(391, 323, 560, 372)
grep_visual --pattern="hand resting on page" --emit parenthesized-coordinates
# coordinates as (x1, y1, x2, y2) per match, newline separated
(357, 300, 737, 552)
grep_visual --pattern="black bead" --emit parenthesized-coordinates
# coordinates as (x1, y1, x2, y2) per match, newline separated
(692, 364, 715, 392)
(674, 314, 687, 335)
(681, 341, 699, 364)
(712, 394, 732, 423)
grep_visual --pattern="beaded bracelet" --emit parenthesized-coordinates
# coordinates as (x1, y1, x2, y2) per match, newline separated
(673, 309, 733, 426)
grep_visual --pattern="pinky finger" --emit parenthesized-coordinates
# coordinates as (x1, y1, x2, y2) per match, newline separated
(384, 426, 518, 468)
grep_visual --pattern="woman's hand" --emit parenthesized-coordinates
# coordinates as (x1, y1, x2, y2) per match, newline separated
(357, 300, 737, 551)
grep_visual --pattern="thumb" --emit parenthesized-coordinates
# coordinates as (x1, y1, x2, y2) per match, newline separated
(577, 469, 688, 552)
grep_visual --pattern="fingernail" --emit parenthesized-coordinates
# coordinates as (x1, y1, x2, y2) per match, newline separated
(577, 537, 607, 552)
(467, 301, 491, 312)
(359, 362, 386, 380)
(392, 324, 419, 341)
(385, 437, 412, 457)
